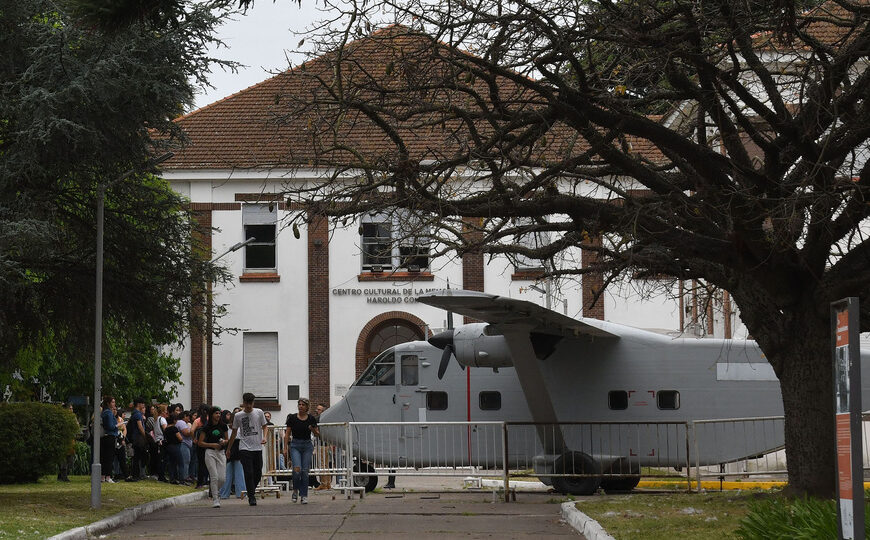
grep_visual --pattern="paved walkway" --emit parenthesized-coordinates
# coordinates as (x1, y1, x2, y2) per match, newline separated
(106, 477, 582, 539)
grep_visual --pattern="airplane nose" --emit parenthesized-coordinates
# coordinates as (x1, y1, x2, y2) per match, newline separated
(428, 329, 455, 350)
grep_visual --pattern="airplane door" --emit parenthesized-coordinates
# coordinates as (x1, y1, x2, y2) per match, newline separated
(396, 353, 426, 464)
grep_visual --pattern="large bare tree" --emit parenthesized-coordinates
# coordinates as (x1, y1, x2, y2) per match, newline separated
(271, 0, 869, 497)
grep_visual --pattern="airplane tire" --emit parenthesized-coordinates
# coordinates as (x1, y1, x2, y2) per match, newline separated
(551, 451, 601, 496)
(600, 459, 641, 494)
(352, 462, 378, 492)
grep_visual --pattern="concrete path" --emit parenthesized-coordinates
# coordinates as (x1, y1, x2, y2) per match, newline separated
(106, 478, 582, 539)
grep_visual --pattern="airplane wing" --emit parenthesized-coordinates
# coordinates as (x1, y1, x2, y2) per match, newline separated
(417, 289, 619, 340)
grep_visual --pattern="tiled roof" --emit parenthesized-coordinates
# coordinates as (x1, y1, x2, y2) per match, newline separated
(165, 25, 664, 170)
(753, 0, 869, 50)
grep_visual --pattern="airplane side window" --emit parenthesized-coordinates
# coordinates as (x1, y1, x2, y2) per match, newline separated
(608, 391, 628, 410)
(427, 391, 448, 410)
(657, 390, 680, 410)
(479, 391, 501, 411)
(401, 355, 419, 386)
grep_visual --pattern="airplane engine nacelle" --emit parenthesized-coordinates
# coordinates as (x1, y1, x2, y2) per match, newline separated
(452, 323, 514, 370)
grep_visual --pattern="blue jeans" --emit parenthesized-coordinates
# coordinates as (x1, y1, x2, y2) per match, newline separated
(219, 460, 246, 498)
(179, 443, 192, 481)
(165, 444, 184, 482)
(290, 439, 314, 497)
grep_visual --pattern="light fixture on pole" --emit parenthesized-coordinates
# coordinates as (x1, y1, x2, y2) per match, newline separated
(199, 236, 256, 405)
(91, 152, 173, 509)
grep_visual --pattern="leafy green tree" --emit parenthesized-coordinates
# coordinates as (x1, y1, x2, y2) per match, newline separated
(0, 1, 234, 399)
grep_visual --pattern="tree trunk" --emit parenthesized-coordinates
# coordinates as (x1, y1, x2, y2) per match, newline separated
(775, 325, 836, 498)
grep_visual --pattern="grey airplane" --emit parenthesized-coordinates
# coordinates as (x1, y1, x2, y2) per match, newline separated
(320, 289, 869, 495)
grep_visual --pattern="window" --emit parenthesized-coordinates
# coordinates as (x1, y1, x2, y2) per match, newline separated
(360, 211, 430, 272)
(427, 391, 448, 410)
(243, 204, 277, 270)
(513, 217, 551, 271)
(243, 332, 278, 400)
(479, 391, 501, 411)
(357, 350, 396, 386)
(361, 221, 392, 269)
(608, 390, 628, 410)
(401, 355, 419, 386)
(657, 390, 680, 410)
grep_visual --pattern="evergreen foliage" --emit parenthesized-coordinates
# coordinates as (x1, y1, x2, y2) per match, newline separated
(0, 0, 235, 399)
(0, 402, 79, 483)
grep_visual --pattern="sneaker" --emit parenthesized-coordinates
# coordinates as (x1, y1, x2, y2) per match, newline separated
(105, 477, 115, 484)
(291, 491, 298, 502)
(212, 499, 221, 508)
(248, 498, 257, 506)
(301, 497, 308, 504)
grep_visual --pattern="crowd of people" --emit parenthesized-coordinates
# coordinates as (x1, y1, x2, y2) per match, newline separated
(97, 392, 328, 508)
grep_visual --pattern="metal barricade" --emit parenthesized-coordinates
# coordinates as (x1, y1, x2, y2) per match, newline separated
(691, 416, 786, 486)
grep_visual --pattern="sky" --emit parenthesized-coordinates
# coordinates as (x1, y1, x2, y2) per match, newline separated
(193, 2, 324, 110)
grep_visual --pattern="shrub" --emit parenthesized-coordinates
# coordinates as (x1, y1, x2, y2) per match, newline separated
(71, 441, 91, 475)
(736, 496, 869, 540)
(0, 402, 79, 483)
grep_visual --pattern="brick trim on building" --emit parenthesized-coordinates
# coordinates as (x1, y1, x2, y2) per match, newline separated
(189, 202, 241, 211)
(581, 234, 605, 320)
(358, 272, 435, 282)
(461, 217, 485, 323)
(190, 208, 213, 407)
(239, 273, 281, 283)
(234, 193, 285, 202)
(354, 311, 433, 377)
(308, 213, 330, 407)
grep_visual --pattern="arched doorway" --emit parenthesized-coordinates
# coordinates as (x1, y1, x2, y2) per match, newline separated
(355, 311, 430, 377)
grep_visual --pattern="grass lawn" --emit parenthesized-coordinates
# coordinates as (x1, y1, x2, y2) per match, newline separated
(0, 475, 196, 539)
(576, 489, 778, 540)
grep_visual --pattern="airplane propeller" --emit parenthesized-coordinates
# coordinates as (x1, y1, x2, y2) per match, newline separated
(430, 280, 459, 379)
(430, 328, 463, 379)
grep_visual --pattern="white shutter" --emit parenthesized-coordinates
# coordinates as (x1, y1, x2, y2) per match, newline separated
(243, 332, 278, 399)
(242, 203, 277, 225)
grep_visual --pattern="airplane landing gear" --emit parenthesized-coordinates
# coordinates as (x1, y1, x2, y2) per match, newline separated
(352, 462, 378, 492)
(600, 458, 641, 494)
(551, 451, 601, 496)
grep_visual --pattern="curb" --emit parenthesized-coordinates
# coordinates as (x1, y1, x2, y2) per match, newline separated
(48, 490, 207, 540)
(560, 501, 615, 540)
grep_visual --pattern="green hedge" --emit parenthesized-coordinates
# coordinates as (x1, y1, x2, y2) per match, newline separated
(0, 402, 79, 483)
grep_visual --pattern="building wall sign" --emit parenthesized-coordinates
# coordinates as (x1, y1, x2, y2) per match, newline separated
(332, 287, 443, 304)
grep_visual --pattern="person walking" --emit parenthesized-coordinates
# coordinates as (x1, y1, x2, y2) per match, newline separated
(219, 410, 246, 499)
(226, 393, 268, 506)
(198, 406, 228, 507)
(283, 398, 319, 504)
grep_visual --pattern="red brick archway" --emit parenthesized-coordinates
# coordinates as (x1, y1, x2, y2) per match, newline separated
(355, 311, 432, 377)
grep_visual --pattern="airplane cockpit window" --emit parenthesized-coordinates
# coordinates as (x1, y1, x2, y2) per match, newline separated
(657, 390, 680, 410)
(400, 355, 419, 386)
(358, 350, 396, 386)
(608, 390, 628, 410)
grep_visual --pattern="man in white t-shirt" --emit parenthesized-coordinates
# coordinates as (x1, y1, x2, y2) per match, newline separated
(226, 392, 268, 506)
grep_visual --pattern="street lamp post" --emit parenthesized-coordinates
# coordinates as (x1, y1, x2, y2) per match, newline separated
(91, 153, 173, 509)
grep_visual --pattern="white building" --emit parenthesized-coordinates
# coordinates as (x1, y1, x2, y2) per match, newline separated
(161, 29, 743, 417)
